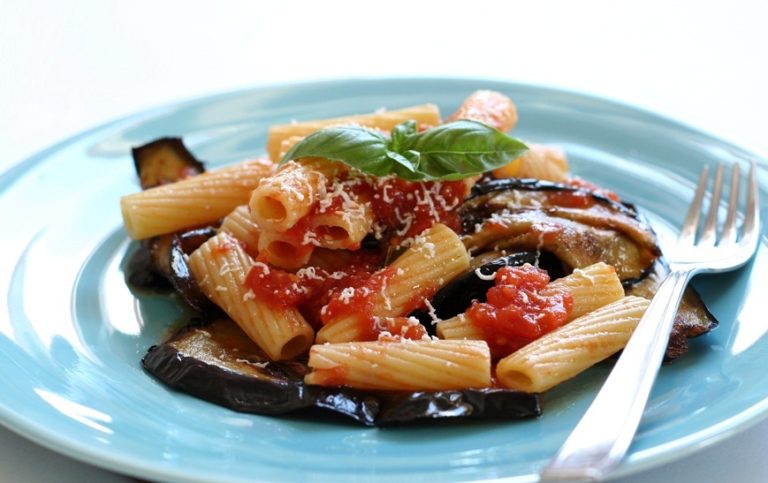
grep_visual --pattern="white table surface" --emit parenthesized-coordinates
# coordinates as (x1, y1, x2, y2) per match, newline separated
(1, 1, 767, 481)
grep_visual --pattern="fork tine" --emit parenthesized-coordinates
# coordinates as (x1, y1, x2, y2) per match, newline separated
(699, 163, 724, 245)
(720, 163, 741, 245)
(740, 161, 760, 247)
(678, 165, 709, 244)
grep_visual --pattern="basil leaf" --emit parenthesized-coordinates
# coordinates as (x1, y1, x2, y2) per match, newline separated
(389, 120, 418, 153)
(386, 150, 426, 181)
(281, 126, 393, 176)
(280, 118, 528, 181)
(401, 120, 528, 180)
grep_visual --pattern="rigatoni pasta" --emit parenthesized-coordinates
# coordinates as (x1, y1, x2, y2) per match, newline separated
(219, 205, 260, 256)
(188, 232, 314, 360)
(121, 158, 274, 239)
(307, 194, 373, 250)
(256, 228, 314, 270)
(496, 296, 650, 392)
(305, 339, 491, 390)
(447, 90, 518, 132)
(436, 262, 625, 352)
(266, 104, 442, 161)
(316, 223, 470, 343)
(248, 160, 327, 232)
(492, 144, 569, 182)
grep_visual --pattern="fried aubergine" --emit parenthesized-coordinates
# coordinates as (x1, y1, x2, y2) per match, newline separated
(142, 318, 541, 426)
(459, 178, 717, 359)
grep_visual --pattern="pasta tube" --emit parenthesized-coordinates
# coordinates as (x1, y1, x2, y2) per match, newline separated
(436, 262, 624, 343)
(447, 90, 518, 132)
(188, 232, 314, 360)
(493, 144, 569, 182)
(257, 229, 314, 270)
(317, 223, 470, 343)
(219, 205, 260, 256)
(496, 296, 649, 392)
(544, 262, 625, 319)
(266, 104, 441, 161)
(308, 197, 373, 250)
(121, 158, 274, 239)
(278, 135, 305, 160)
(305, 339, 491, 390)
(248, 160, 327, 233)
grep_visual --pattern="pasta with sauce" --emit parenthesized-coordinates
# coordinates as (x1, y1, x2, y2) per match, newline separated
(125, 90, 715, 425)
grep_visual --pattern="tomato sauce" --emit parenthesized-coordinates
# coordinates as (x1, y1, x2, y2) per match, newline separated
(277, 173, 467, 249)
(380, 317, 429, 340)
(566, 178, 620, 202)
(212, 239, 237, 255)
(321, 267, 395, 339)
(309, 365, 348, 387)
(244, 254, 379, 328)
(466, 264, 572, 357)
(244, 169, 466, 336)
(547, 189, 594, 209)
(366, 177, 466, 241)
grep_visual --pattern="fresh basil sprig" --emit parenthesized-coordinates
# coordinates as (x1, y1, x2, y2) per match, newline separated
(280, 119, 528, 181)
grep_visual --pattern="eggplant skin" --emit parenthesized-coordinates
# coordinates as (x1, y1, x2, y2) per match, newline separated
(142, 320, 541, 426)
(132, 137, 205, 190)
(143, 344, 308, 414)
(137, 227, 218, 312)
(375, 389, 541, 426)
(460, 178, 660, 282)
(625, 259, 719, 360)
(460, 178, 718, 360)
(467, 177, 635, 216)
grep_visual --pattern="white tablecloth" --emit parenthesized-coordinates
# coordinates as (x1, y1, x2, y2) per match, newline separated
(1, 1, 767, 481)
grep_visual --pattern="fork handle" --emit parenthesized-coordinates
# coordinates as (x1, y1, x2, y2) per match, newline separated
(539, 268, 692, 481)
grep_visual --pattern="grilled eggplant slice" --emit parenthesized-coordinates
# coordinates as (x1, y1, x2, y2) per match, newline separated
(460, 178, 717, 359)
(132, 137, 205, 190)
(461, 178, 660, 281)
(626, 259, 718, 360)
(143, 318, 541, 426)
(137, 227, 218, 312)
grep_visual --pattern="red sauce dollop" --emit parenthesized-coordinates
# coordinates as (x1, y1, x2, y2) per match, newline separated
(244, 253, 379, 328)
(466, 264, 572, 357)
(366, 177, 466, 241)
(380, 317, 429, 340)
(320, 267, 395, 340)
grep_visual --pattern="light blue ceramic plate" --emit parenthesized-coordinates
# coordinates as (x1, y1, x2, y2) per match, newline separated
(0, 79, 766, 482)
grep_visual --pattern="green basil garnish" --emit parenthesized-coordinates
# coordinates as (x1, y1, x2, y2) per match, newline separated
(280, 119, 528, 181)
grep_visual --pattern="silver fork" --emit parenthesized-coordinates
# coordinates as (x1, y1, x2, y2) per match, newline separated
(540, 161, 761, 481)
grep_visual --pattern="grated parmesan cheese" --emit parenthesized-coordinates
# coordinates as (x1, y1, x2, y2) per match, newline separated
(252, 261, 270, 275)
(423, 298, 441, 325)
(419, 241, 436, 258)
(573, 267, 597, 284)
(338, 287, 355, 304)
(474, 268, 497, 281)
(296, 266, 323, 281)
(236, 359, 269, 368)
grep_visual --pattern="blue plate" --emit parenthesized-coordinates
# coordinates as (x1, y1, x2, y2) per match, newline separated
(0, 78, 766, 482)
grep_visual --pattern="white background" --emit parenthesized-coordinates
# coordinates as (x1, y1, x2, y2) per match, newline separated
(1, 1, 767, 481)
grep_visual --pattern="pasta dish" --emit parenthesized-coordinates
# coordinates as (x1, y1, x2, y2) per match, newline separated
(120, 91, 717, 425)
